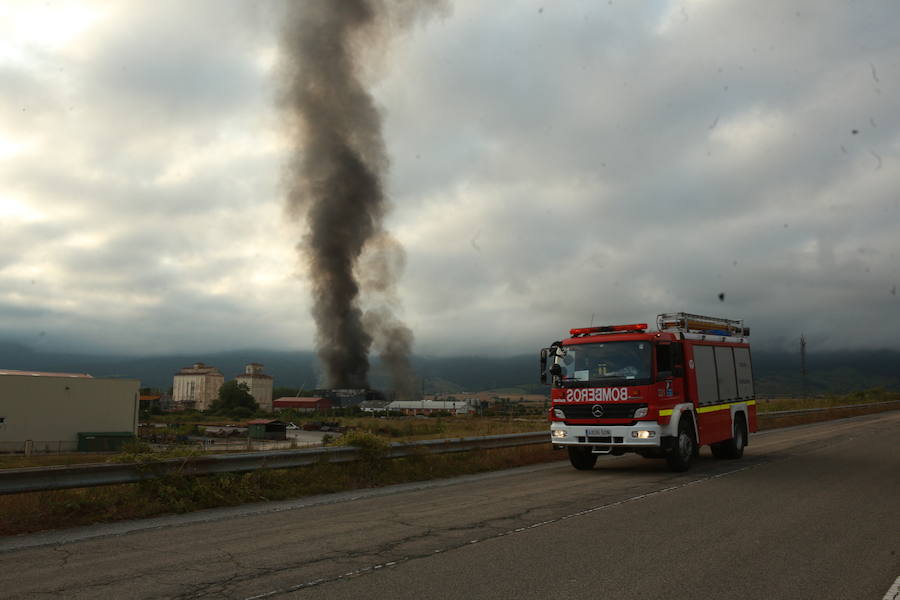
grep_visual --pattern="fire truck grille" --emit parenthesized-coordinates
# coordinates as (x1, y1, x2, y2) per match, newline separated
(560, 402, 647, 420)
(577, 436, 625, 444)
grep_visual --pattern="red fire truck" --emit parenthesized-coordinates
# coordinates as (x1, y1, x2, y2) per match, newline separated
(540, 312, 756, 472)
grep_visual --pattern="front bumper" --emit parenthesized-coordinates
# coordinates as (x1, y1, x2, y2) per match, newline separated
(550, 422, 663, 448)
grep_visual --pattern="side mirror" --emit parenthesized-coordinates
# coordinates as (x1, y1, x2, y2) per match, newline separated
(539, 348, 549, 384)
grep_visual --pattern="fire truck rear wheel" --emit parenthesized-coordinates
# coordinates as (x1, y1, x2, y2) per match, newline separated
(666, 419, 695, 472)
(568, 446, 598, 470)
(721, 414, 747, 459)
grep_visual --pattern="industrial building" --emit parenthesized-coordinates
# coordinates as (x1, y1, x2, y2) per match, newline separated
(172, 362, 224, 411)
(315, 388, 385, 408)
(382, 400, 473, 416)
(273, 397, 331, 412)
(235, 363, 274, 412)
(0, 370, 139, 453)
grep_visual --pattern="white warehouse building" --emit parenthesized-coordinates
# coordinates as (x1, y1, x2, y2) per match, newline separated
(381, 400, 473, 416)
(0, 370, 139, 453)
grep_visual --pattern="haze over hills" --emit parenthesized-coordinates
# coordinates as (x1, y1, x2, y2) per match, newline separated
(1, 341, 897, 396)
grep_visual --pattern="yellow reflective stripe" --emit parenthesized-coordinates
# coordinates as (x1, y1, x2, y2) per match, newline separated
(659, 401, 755, 417)
(697, 404, 730, 414)
(697, 400, 756, 414)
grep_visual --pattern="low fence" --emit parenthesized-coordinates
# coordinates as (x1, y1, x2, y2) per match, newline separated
(2, 400, 898, 496)
(192, 438, 322, 452)
(756, 399, 900, 429)
(0, 432, 548, 495)
(0, 441, 79, 455)
(0, 438, 322, 456)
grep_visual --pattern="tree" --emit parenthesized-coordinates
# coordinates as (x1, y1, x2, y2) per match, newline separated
(209, 381, 258, 415)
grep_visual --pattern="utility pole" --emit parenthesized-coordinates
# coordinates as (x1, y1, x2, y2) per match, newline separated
(800, 334, 807, 400)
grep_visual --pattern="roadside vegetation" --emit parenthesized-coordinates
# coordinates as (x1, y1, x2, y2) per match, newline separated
(1, 389, 898, 536)
(0, 442, 559, 536)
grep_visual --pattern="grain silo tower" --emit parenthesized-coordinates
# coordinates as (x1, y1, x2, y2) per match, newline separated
(235, 363, 274, 412)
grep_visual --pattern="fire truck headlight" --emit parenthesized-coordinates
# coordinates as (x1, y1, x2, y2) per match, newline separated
(633, 407, 648, 418)
(552, 429, 568, 439)
(631, 430, 656, 439)
(553, 408, 565, 419)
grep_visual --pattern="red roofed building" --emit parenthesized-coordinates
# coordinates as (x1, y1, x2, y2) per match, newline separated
(273, 397, 331, 412)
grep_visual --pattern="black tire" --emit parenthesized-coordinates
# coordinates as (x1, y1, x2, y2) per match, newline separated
(720, 415, 747, 459)
(666, 417, 696, 472)
(568, 446, 598, 470)
(710, 441, 729, 459)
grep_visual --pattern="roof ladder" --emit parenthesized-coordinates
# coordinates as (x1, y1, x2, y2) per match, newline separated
(657, 312, 749, 336)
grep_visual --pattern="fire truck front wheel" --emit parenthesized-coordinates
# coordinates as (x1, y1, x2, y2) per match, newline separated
(666, 419, 696, 472)
(568, 446, 598, 470)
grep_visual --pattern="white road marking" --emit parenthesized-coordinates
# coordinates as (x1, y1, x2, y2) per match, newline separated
(242, 462, 759, 599)
(883, 575, 900, 600)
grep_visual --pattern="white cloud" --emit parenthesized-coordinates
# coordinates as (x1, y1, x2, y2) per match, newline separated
(0, 0, 899, 357)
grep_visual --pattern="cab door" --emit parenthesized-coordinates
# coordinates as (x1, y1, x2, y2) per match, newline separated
(654, 342, 683, 408)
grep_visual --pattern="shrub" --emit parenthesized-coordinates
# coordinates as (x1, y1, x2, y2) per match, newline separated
(230, 406, 253, 419)
(335, 430, 390, 479)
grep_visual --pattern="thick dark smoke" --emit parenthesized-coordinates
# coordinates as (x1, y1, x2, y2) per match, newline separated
(281, 1, 443, 398)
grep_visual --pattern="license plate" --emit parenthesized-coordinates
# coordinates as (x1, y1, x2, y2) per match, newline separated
(586, 428, 611, 436)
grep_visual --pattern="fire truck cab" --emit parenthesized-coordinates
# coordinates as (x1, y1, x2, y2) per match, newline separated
(540, 312, 756, 472)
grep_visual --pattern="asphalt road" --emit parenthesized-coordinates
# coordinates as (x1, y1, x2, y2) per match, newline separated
(3, 411, 899, 599)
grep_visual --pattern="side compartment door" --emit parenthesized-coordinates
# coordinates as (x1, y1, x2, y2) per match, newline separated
(692, 345, 731, 445)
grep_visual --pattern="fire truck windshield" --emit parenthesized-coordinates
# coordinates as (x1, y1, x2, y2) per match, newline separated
(555, 341, 651, 386)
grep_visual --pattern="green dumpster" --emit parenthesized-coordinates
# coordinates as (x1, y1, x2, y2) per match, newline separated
(77, 432, 135, 452)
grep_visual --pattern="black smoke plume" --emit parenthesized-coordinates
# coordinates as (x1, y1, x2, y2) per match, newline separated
(280, 1, 443, 397)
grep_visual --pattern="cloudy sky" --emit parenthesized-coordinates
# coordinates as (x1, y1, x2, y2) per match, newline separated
(1, 0, 898, 358)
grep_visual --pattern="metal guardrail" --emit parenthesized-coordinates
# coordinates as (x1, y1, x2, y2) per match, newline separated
(758, 399, 900, 418)
(2, 400, 898, 496)
(0, 431, 549, 495)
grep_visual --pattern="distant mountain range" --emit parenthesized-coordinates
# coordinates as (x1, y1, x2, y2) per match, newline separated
(1, 341, 897, 396)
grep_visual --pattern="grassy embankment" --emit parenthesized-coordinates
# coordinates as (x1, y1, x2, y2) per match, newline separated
(756, 388, 900, 429)
(1, 389, 897, 536)
(0, 431, 557, 536)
